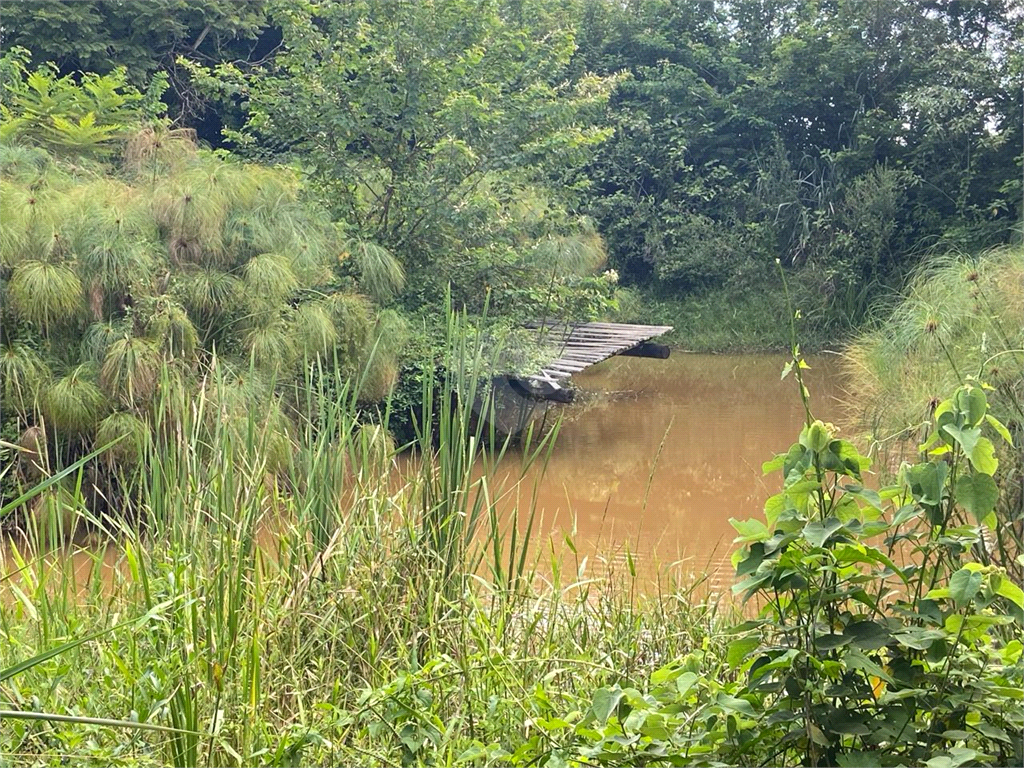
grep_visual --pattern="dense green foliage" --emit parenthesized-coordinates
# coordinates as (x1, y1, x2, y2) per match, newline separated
(0, 73, 405, 507)
(2, 328, 1021, 766)
(573, 0, 1021, 334)
(845, 244, 1024, 585)
(5, 0, 1020, 345)
(2, 2, 1022, 766)
(0, 0, 271, 123)
(184, 0, 622, 318)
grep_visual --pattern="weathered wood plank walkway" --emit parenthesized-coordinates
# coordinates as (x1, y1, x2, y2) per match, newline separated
(516, 321, 673, 394)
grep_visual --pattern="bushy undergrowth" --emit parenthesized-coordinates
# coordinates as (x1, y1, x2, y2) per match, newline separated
(0, 131, 409, 512)
(3, 311, 1023, 766)
(845, 246, 1023, 443)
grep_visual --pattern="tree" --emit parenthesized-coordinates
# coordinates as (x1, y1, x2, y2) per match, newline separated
(573, 0, 1021, 306)
(186, 0, 620, 314)
(0, 0, 273, 123)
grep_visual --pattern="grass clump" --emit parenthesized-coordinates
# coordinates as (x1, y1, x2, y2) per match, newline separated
(845, 245, 1023, 441)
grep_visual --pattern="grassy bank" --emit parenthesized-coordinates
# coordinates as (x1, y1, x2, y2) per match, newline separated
(2, 300, 1022, 767)
(615, 275, 865, 354)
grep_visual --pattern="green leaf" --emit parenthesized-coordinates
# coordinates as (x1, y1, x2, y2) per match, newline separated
(844, 620, 891, 650)
(832, 545, 908, 584)
(995, 579, 1024, 610)
(892, 627, 947, 650)
(714, 692, 756, 717)
(650, 663, 683, 686)
(590, 687, 624, 725)
(727, 636, 761, 668)
(826, 709, 872, 735)
(948, 568, 984, 608)
(969, 437, 998, 474)
(814, 633, 852, 650)
(840, 483, 881, 508)
(955, 473, 999, 522)
(985, 414, 1013, 445)
(763, 492, 789, 526)
(941, 424, 980, 456)
(926, 747, 986, 768)
(838, 752, 885, 767)
(954, 387, 987, 426)
(803, 517, 844, 547)
(730, 517, 769, 543)
(904, 461, 948, 506)
(845, 649, 894, 684)
(762, 454, 786, 474)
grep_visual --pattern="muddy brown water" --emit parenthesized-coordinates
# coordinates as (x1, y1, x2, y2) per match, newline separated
(2, 353, 848, 598)
(478, 352, 848, 593)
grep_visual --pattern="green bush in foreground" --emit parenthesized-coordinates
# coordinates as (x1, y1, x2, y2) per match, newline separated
(533, 379, 1021, 767)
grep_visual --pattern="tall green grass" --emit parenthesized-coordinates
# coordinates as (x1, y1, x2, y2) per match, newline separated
(844, 244, 1024, 574)
(0, 313, 722, 766)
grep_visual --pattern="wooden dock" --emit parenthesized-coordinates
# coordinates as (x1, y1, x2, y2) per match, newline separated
(510, 321, 674, 402)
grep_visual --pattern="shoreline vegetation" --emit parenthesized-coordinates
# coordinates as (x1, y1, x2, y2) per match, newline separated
(1, 0, 1022, 764)
(3, 248, 1022, 764)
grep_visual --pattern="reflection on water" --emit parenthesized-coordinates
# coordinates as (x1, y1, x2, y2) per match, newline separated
(485, 353, 847, 591)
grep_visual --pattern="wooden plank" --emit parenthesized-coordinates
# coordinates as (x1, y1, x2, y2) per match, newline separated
(516, 320, 674, 390)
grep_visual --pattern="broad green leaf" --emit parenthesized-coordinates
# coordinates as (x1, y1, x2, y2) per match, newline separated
(734, 543, 765, 577)
(969, 437, 998, 474)
(904, 462, 947, 506)
(803, 517, 844, 548)
(730, 517, 769, 543)
(926, 747, 987, 768)
(675, 671, 699, 698)
(763, 492, 789, 527)
(714, 692, 756, 717)
(844, 620, 891, 650)
(941, 424, 980, 456)
(783, 443, 811, 483)
(954, 387, 987, 426)
(827, 709, 872, 736)
(832, 545, 908, 584)
(814, 633, 852, 649)
(834, 440, 871, 476)
(838, 752, 885, 767)
(727, 636, 760, 668)
(948, 568, 984, 608)
(590, 686, 624, 725)
(955, 473, 999, 521)
(840, 483, 881, 509)
(891, 504, 923, 527)
(762, 454, 786, 474)
(893, 627, 947, 650)
(995, 579, 1024, 610)
(844, 649, 894, 683)
(650, 663, 683, 686)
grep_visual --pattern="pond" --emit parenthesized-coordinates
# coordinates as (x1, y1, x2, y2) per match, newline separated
(480, 352, 848, 593)
(2, 352, 848, 599)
